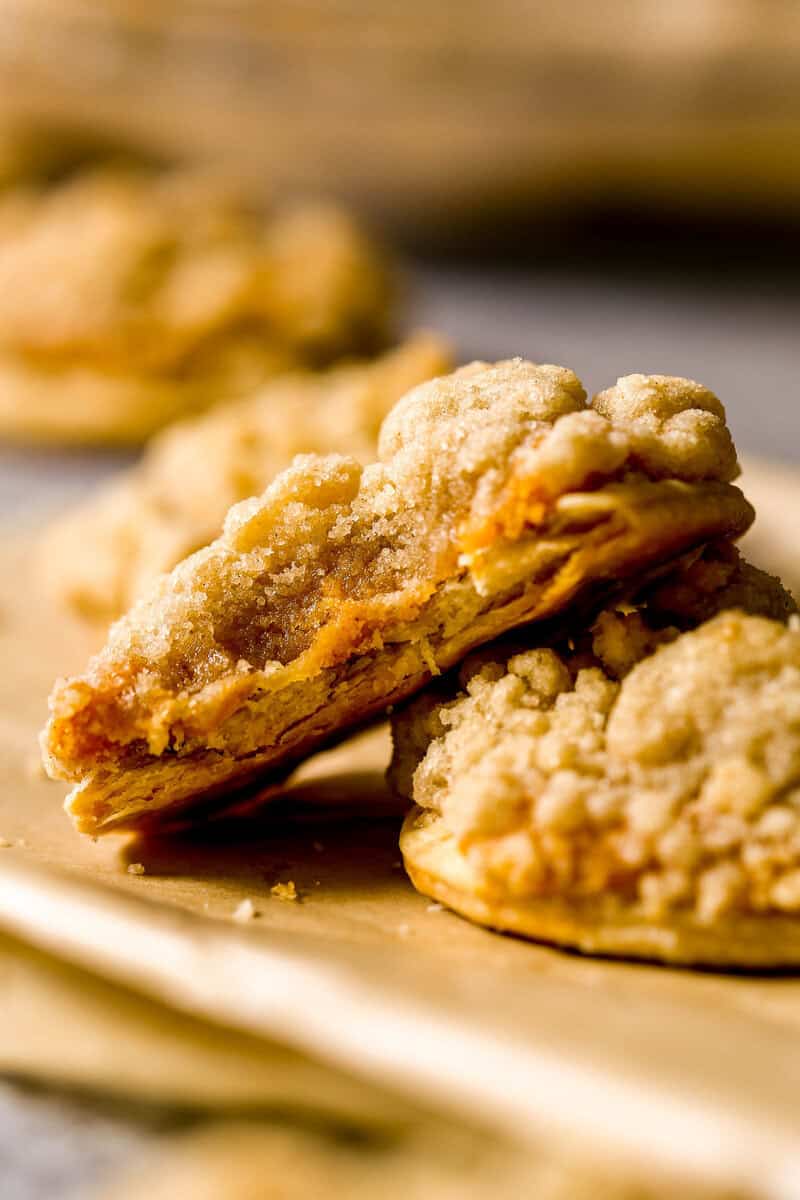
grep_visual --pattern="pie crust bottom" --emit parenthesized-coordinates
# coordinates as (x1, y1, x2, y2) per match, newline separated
(401, 808, 800, 969)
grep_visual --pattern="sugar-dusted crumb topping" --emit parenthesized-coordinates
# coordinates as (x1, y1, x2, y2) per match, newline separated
(391, 549, 800, 921)
(593, 374, 736, 483)
(44, 359, 750, 788)
(41, 333, 452, 620)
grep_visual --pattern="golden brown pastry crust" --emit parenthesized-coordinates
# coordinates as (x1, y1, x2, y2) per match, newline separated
(39, 334, 452, 621)
(392, 554, 800, 966)
(42, 361, 753, 834)
(0, 169, 393, 443)
(401, 809, 800, 968)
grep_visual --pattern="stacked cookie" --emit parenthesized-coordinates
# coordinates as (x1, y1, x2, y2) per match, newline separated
(41, 358, 800, 967)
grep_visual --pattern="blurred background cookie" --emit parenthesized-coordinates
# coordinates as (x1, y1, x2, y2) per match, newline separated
(0, 167, 393, 444)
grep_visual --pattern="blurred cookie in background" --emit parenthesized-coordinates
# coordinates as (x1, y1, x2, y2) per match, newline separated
(0, 167, 394, 444)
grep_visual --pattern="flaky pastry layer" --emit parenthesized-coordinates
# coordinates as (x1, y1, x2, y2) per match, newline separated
(42, 360, 753, 833)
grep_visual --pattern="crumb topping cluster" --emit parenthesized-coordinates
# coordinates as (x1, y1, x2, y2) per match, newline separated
(43, 334, 451, 619)
(393, 549, 800, 921)
(100, 362, 740, 680)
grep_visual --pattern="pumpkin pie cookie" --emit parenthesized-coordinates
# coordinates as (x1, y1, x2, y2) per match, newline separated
(0, 168, 392, 443)
(42, 360, 753, 834)
(40, 333, 452, 622)
(392, 547, 800, 966)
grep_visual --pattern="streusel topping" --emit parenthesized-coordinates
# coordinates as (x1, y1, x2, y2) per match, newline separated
(41, 333, 451, 619)
(392, 549, 799, 921)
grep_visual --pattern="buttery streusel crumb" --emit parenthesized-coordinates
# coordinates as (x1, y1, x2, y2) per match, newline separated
(42, 360, 753, 834)
(270, 881, 298, 902)
(40, 334, 452, 621)
(392, 548, 800, 961)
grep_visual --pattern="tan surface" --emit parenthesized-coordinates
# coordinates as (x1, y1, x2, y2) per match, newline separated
(0, 488, 799, 1196)
(739, 456, 800, 602)
(99, 1120, 729, 1200)
(0, 931, 411, 1126)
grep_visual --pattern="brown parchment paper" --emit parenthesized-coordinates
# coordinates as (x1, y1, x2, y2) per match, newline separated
(98, 1119, 736, 1200)
(2, 457, 800, 1199)
(0, 929, 419, 1126)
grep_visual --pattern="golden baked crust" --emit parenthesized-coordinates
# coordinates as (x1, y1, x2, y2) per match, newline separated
(400, 813, 800, 969)
(0, 169, 392, 443)
(392, 550, 800, 965)
(39, 334, 452, 621)
(42, 360, 753, 834)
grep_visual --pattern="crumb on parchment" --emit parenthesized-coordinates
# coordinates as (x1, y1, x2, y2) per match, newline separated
(270, 880, 298, 902)
(233, 898, 257, 922)
(126, 862, 145, 876)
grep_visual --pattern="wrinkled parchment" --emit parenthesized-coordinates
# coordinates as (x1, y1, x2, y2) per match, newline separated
(1, 456, 799, 1199)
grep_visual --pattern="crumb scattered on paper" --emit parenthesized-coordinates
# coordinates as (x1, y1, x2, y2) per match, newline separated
(16, 838, 27, 849)
(427, 903, 443, 913)
(0, 836, 10, 848)
(127, 862, 145, 876)
(271, 880, 298, 902)
(233, 898, 257, 922)
(397, 923, 410, 937)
